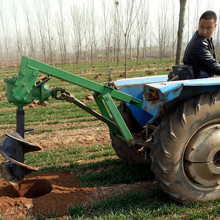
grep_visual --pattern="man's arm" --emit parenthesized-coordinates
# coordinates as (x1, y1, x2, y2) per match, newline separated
(194, 40, 220, 75)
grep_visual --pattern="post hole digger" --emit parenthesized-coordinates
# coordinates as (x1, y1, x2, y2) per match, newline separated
(1, 56, 220, 204)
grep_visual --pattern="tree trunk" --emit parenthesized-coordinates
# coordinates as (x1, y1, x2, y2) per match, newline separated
(124, 34, 127, 78)
(176, 0, 187, 65)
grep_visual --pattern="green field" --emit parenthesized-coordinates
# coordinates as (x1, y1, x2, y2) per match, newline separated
(0, 58, 220, 219)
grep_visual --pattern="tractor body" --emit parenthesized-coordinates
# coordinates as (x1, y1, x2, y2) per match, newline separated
(1, 56, 220, 204)
(115, 75, 220, 126)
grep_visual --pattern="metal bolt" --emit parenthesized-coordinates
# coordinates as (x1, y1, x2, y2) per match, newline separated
(32, 71, 38, 76)
(129, 138, 135, 146)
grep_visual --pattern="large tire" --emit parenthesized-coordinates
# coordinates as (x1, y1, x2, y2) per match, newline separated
(151, 93, 220, 203)
(111, 102, 151, 165)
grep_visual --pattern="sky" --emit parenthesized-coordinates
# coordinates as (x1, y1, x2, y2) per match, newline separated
(1, 0, 220, 38)
(2, 1, 219, 23)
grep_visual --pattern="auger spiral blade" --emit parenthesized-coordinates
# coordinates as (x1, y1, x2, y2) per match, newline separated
(0, 131, 40, 186)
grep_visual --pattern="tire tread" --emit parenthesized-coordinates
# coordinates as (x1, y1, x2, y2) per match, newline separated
(151, 93, 220, 203)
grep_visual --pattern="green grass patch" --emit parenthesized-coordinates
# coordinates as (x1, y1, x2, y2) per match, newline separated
(66, 204, 87, 218)
(69, 158, 121, 171)
(33, 210, 59, 220)
(25, 146, 84, 167)
(45, 117, 98, 125)
(29, 129, 53, 134)
(64, 191, 220, 219)
(25, 144, 116, 168)
(77, 164, 154, 187)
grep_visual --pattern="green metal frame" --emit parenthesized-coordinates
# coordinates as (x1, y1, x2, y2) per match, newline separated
(4, 56, 143, 145)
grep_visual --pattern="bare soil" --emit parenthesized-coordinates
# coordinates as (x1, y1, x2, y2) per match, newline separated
(0, 171, 156, 219)
(26, 124, 111, 151)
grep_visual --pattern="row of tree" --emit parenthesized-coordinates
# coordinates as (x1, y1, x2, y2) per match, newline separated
(0, 0, 219, 67)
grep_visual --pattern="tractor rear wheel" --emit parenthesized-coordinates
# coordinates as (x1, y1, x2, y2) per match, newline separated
(111, 102, 151, 165)
(151, 93, 220, 203)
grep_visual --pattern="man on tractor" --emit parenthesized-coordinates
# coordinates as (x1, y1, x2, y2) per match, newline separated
(183, 10, 220, 78)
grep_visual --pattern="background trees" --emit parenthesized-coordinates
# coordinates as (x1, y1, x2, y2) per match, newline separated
(114, 0, 143, 77)
(176, 0, 187, 65)
(0, 0, 219, 67)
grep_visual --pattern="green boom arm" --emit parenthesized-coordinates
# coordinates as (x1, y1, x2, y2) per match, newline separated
(4, 56, 143, 146)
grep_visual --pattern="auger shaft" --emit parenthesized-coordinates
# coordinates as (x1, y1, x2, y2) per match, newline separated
(16, 108, 25, 138)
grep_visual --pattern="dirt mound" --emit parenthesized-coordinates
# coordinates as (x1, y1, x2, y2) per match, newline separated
(0, 171, 86, 218)
(0, 171, 157, 219)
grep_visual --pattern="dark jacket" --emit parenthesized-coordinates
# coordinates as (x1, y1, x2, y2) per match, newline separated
(183, 31, 220, 78)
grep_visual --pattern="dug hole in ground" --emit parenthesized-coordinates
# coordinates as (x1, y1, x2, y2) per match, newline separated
(0, 125, 157, 219)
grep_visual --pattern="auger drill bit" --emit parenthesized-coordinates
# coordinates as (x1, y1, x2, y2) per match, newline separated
(0, 131, 40, 186)
(0, 109, 40, 187)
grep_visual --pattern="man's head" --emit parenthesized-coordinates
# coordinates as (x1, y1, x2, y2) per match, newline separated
(198, 11, 217, 39)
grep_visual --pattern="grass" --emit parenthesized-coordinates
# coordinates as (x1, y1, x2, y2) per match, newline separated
(76, 163, 154, 187)
(23, 141, 220, 219)
(25, 144, 115, 167)
(64, 190, 220, 219)
(0, 58, 220, 219)
(66, 204, 87, 218)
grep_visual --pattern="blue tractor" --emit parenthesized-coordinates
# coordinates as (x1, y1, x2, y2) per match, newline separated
(1, 57, 220, 203)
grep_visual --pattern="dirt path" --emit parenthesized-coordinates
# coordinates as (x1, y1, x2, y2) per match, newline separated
(0, 171, 157, 219)
(0, 119, 111, 150)
(25, 125, 111, 151)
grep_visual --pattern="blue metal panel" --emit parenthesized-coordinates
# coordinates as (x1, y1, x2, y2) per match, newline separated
(142, 77, 220, 123)
(144, 77, 220, 93)
(144, 77, 220, 102)
(144, 82, 184, 101)
(117, 84, 151, 126)
(114, 75, 168, 126)
(115, 75, 168, 88)
(182, 77, 220, 86)
(115, 76, 220, 127)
